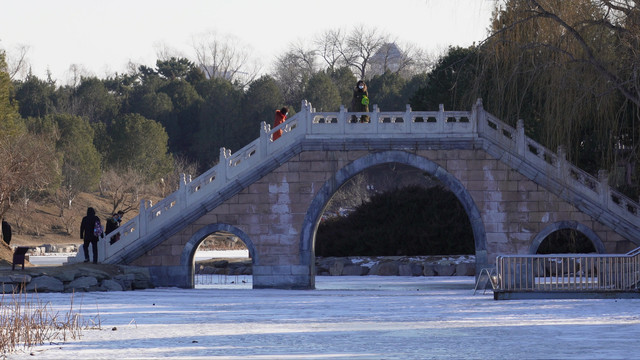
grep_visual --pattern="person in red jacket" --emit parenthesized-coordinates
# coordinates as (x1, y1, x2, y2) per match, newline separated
(272, 107, 288, 141)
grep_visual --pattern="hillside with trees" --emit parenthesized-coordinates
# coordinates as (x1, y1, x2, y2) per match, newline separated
(2, 2, 640, 252)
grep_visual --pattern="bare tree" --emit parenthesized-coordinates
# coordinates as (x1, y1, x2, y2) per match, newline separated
(191, 31, 261, 87)
(100, 168, 145, 215)
(158, 155, 200, 197)
(5, 44, 30, 80)
(314, 29, 347, 71)
(153, 41, 185, 62)
(314, 26, 389, 80)
(273, 40, 320, 106)
(0, 132, 58, 219)
(344, 25, 389, 80)
(65, 63, 91, 87)
(324, 173, 373, 216)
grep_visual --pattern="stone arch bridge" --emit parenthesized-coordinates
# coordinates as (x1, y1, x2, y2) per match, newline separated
(73, 100, 640, 289)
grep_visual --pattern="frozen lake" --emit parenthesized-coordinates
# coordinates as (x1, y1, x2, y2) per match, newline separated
(27, 250, 249, 266)
(7, 276, 640, 359)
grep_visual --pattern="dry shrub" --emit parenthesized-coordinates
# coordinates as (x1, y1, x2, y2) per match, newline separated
(0, 286, 100, 355)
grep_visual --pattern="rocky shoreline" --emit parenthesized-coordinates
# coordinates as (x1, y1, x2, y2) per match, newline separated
(0, 255, 476, 294)
(197, 255, 476, 277)
(0, 263, 153, 293)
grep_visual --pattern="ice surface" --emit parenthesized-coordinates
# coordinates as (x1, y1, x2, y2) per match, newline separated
(8, 276, 640, 359)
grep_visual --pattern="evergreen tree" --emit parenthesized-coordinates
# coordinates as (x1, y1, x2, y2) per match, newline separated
(107, 113, 173, 182)
(13, 73, 56, 118)
(304, 72, 341, 112)
(240, 75, 284, 150)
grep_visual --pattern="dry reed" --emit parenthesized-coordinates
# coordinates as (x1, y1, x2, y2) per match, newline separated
(0, 283, 100, 356)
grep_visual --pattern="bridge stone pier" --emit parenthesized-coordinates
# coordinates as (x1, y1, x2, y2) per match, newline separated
(73, 100, 640, 289)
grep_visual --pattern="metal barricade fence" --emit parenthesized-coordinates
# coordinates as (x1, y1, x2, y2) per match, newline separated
(495, 253, 640, 292)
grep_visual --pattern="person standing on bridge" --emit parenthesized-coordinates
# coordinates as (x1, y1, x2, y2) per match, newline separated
(350, 80, 370, 123)
(106, 210, 124, 245)
(80, 207, 103, 263)
(272, 107, 288, 141)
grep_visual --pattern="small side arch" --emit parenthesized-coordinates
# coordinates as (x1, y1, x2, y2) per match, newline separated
(180, 223, 258, 288)
(528, 221, 606, 254)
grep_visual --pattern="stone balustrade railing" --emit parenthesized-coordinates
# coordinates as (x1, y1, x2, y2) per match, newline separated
(82, 98, 640, 264)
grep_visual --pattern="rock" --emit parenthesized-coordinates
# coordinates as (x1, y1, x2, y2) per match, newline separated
(329, 261, 344, 276)
(434, 264, 455, 276)
(2, 283, 16, 293)
(54, 270, 77, 282)
(0, 274, 32, 284)
(369, 261, 399, 276)
(121, 266, 152, 289)
(411, 263, 424, 276)
(211, 260, 229, 268)
(26, 275, 64, 292)
(101, 279, 123, 292)
(342, 265, 367, 276)
(455, 263, 475, 276)
(75, 266, 111, 281)
(67, 276, 98, 292)
(398, 264, 413, 276)
(423, 264, 436, 276)
(113, 274, 135, 291)
(398, 263, 424, 276)
(200, 266, 216, 275)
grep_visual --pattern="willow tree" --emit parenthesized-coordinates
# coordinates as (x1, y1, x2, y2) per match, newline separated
(469, 0, 640, 195)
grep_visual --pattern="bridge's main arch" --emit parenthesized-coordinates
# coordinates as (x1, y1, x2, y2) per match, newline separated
(300, 150, 488, 288)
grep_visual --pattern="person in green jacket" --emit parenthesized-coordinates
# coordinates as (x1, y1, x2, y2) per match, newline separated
(350, 80, 370, 123)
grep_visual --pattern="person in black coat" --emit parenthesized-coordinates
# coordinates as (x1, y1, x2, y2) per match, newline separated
(1, 218, 11, 246)
(80, 207, 102, 263)
(105, 210, 124, 244)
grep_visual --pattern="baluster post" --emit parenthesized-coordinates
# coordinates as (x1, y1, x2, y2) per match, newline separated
(219, 147, 229, 182)
(179, 173, 188, 209)
(472, 98, 483, 134)
(296, 101, 308, 137)
(339, 104, 346, 134)
(139, 199, 148, 236)
(557, 145, 567, 180)
(372, 104, 380, 133)
(404, 104, 412, 133)
(438, 104, 445, 133)
(259, 121, 270, 156)
(516, 119, 525, 156)
(598, 169, 609, 207)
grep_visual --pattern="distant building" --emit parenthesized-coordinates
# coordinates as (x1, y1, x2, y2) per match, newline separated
(369, 42, 405, 76)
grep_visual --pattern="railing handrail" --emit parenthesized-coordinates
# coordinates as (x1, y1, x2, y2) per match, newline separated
(79, 98, 640, 265)
(627, 246, 640, 256)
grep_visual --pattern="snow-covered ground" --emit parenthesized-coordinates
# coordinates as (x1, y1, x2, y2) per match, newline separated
(7, 276, 640, 359)
(193, 250, 249, 262)
(28, 254, 76, 266)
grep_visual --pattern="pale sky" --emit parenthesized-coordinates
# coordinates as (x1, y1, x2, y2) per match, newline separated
(0, 0, 495, 83)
